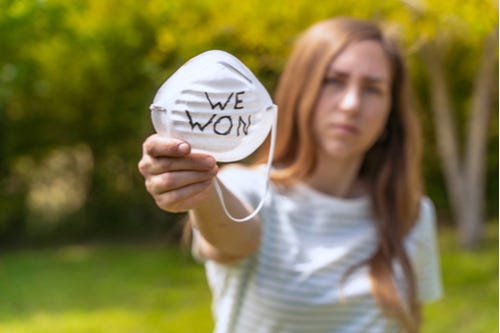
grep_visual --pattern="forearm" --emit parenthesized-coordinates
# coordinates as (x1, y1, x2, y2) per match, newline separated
(189, 181, 261, 261)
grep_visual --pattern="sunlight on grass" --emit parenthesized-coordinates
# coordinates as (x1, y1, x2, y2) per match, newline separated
(422, 222, 498, 333)
(0, 222, 497, 333)
(0, 244, 213, 333)
(1, 306, 212, 333)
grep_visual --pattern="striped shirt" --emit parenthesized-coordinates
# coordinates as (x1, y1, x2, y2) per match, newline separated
(197, 165, 443, 333)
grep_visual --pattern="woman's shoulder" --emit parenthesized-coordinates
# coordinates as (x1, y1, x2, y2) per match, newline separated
(408, 196, 438, 241)
(418, 196, 437, 224)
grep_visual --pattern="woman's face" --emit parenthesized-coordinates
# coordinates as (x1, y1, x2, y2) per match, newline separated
(312, 40, 392, 162)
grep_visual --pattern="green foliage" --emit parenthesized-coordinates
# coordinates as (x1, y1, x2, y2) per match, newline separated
(0, 0, 497, 243)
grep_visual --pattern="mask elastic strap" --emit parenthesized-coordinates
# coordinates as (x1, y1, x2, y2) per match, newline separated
(212, 106, 277, 223)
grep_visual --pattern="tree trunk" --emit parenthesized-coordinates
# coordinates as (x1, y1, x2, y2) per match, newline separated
(420, 43, 466, 225)
(420, 29, 498, 249)
(462, 28, 498, 248)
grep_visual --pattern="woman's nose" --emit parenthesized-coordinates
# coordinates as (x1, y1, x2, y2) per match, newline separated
(339, 86, 360, 113)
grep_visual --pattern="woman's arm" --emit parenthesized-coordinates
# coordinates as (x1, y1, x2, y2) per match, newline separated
(138, 134, 261, 263)
(189, 179, 261, 263)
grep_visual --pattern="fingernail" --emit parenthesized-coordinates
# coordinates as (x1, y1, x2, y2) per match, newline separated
(206, 157, 217, 169)
(178, 143, 190, 154)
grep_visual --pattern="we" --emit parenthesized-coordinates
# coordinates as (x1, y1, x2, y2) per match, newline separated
(184, 91, 252, 136)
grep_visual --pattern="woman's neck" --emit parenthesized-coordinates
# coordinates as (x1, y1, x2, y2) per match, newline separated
(305, 155, 365, 199)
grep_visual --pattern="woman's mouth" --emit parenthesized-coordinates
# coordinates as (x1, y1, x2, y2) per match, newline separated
(330, 123, 358, 135)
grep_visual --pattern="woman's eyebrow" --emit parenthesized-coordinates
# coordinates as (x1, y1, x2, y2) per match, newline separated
(363, 75, 388, 83)
(326, 69, 388, 82)
(358, 73, 391, 87)
(324, 70, 348, 78)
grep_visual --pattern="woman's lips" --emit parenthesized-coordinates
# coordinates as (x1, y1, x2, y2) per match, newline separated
(330, 123, 358, 135)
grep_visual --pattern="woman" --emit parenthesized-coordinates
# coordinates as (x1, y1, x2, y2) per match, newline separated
(138, 17, 442, 333)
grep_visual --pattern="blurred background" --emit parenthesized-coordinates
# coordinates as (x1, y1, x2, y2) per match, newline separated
(0, 0, 497, 332)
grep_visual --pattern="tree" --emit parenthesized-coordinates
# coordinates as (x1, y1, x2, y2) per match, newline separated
(404, 0, 498, 248)
(0, 0, 496, 247)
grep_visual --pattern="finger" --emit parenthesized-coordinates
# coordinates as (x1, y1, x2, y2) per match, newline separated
(154, 180, 213, 213)
(146, 168, 218, 195)
(147, 154, 216, 175)
(142, 134, 191, 158)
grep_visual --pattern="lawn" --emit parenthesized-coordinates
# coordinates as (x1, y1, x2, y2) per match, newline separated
(0, 244, 214, 333)
(0, 224, 497, 333)
(421, 223, 498, 333)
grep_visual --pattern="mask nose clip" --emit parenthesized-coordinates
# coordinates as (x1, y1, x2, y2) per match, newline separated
(150, 104, 166, 113)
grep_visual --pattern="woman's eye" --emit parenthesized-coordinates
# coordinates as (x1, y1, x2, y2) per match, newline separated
(323, 77, 344, 87)
(364, 85, 383, 95)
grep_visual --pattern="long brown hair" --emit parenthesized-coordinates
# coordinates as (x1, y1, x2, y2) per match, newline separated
(256, 17, 422, 332)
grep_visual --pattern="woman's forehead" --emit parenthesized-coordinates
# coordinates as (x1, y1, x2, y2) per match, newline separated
(327, 40, 391, 82)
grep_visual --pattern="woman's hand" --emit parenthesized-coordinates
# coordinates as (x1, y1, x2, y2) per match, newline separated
(137, 134, 218, 213)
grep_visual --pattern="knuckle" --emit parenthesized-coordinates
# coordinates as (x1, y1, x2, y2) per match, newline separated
(154, 196, 169, 211)
(137, 158, 148, 174)
(142, 139, 152, 154)
(144, 178, 157, 195)
(145, 141, 158, 157)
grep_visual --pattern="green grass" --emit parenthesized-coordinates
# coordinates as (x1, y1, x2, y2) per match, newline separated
(0, 244, 214, 333)
(422, 223, 499, 333)
(0, 223, 497, 333)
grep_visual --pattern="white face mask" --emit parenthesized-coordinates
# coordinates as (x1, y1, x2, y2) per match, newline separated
(150, 50, 278, 222)
(151, 50, 276, 162)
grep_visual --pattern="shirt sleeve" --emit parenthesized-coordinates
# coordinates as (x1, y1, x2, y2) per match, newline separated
(406, 197, 444, 303)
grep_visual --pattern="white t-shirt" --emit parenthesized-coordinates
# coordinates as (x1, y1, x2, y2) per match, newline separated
(196, 166, 443, 333)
